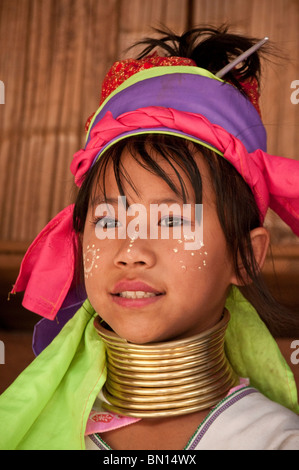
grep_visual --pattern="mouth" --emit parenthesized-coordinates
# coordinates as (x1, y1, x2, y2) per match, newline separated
(111, 280, 164, 307)
(114, 291, 161, 299)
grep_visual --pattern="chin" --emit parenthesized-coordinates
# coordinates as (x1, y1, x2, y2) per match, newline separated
(112, 325, 166, 345)
(121, 331, 157, 345)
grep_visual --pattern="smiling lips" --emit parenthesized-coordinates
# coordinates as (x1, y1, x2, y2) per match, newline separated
(111, 280, 164, 306)
(118, 291, 157, 299)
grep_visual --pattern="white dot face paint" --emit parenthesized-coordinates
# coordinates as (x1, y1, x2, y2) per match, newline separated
(83, 244, 100, 279)
(198, 245, 208, 270)
(127, 235, 137, 253)
(172, 238, 207, 272)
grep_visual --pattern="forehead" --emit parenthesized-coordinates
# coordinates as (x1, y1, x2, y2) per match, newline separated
(89, 143, 214, 206)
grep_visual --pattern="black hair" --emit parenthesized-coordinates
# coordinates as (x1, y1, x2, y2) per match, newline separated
(132, 24, 268, 97)
(73, 25, 298, 337)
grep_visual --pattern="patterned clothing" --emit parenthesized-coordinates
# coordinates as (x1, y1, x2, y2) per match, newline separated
(85, 387, 299, 450)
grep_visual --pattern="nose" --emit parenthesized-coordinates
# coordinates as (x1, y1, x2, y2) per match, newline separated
(113, 236, 156, 270)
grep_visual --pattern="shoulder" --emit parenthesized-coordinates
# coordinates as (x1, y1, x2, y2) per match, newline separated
(189, 387, 299, 450)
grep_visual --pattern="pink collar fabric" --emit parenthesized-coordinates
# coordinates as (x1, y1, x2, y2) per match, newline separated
(12, 106, 299, 320)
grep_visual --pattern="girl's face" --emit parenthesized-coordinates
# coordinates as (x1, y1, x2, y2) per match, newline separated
(83, 147, 237, 344)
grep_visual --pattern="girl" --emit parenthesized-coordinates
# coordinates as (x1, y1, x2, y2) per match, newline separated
(1, 25, 299, 450)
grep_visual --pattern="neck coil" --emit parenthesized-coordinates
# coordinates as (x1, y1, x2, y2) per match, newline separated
(94, 310, 238, 418)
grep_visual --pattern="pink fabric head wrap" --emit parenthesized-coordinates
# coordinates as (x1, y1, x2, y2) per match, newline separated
(11, 57, 299, 322)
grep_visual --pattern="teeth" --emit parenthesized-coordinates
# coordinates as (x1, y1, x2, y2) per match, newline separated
(118, 291, 157, 299)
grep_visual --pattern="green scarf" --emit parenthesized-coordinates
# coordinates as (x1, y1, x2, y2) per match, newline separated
(0, 301, 106, 450)
(225, 287, 299, 414)
(0, 288, 297, 450)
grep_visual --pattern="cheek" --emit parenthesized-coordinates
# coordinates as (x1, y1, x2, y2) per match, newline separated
(171, 238, 208, 272)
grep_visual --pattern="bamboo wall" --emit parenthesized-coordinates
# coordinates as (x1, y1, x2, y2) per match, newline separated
(0, 0, 299, 308)
(0, 0, 190, 242)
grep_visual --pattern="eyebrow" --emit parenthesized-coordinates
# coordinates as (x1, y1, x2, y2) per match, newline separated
(90, 195, 186, 208)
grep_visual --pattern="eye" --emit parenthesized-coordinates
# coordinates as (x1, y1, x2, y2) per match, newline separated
(160, 215, 185, 227)
(95, 216, 120, 229)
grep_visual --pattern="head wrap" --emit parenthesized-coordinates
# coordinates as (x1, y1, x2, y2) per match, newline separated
(11, 55, 299, 324)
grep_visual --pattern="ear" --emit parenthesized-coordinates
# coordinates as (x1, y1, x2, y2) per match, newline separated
(249, 227, 270, 270)
(231, 227, 270, 286)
